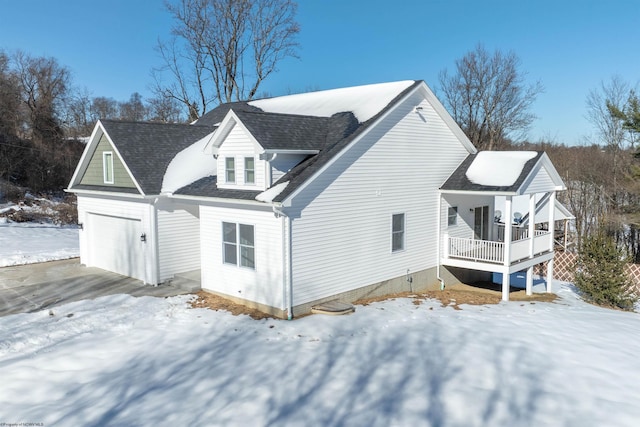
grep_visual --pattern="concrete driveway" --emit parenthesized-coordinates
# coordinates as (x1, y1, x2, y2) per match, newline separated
(0, 259, 193, 317)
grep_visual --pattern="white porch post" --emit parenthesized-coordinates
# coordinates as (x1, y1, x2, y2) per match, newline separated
(528, 193, 535, 256)
(502, 196, 513, 301)
(547, 191, 556, 293)
(548, 191, 556, 252)
(526, 193, 535, 296)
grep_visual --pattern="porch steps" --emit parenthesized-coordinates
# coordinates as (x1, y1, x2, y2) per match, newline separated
(169, 269, 202, 293)
(311, 300, 355, 316)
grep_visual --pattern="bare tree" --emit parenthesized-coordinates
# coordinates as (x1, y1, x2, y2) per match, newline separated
(147, 93, 184, 123)
(153, 0, 300, 119)
(438, 44, 543, 151)
(119, 92, 149, 121)
(13, 51, 71, 144)
(90, 96, 119, 121)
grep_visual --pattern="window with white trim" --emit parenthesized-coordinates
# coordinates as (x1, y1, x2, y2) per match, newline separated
(448, 206, 458, 226)
(222, 222, 255, 269)
(225, 157, 235, 183)
(392, 213, 405, 252)
(103, 151, 114, 184)
(244, 157, 255, 184)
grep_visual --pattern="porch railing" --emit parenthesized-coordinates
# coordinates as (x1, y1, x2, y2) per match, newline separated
(446, 231, 552, 265)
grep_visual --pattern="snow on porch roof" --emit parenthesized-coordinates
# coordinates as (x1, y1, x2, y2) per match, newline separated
(440, 151, 545, 194)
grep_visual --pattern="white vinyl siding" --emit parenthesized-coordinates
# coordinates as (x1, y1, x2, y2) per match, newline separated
(441, 194, 494, 240)
(217, 124, 266, 189)
(157, 207, 200, 280)
(201, 205, 283, 309)
(103, 152, 114, 184)
(522, 165, 558, 194)
(288, 90, 472, 305)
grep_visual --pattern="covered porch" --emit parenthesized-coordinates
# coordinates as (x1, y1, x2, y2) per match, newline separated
(437, 151, 569, 301)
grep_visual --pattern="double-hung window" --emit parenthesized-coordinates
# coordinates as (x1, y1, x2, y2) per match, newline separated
(222, 222, 255, 269)
(244, 157, 255, 184)
(103, 152, 114, 184)
(448, 206, 458, 226)
(392, 213, 405, 252)
(225, 157, 235, 183)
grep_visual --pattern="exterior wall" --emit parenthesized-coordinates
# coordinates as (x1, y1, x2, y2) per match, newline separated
(200, 204, 284, 310)
(79, 134, 136, 188)
(77, 194, 158, 284)
(441, 194, 495, 240)
(216, 124, 266, 190)
(157, 202, 200, 281)
(286, 90, 472, 306)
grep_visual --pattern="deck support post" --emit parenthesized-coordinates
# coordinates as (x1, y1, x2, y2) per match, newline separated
(546, 258, 554, 293)
(526, 265, 533, 295)
(502, 196, 512, 301)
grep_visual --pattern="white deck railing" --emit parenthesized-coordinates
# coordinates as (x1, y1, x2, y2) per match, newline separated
(446, 231, 552, 265)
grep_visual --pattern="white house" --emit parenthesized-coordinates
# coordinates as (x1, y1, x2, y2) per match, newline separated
(67, 80, 569, 318)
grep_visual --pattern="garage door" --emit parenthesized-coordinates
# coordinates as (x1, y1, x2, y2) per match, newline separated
(88, 213, 145, 281)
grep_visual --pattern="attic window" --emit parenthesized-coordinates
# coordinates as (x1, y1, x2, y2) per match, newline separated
(103, 152, 114, 184)
(244, 157, 255, 184)
(225, 157, 235, 183)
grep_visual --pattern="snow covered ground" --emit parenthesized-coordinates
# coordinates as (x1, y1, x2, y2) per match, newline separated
(1, 220, 638, 426)
(0, 220, 79, 267)
(0, 284, 638, 426)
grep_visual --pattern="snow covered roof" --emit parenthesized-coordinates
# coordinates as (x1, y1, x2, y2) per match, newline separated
(247, 80, 416, 123)
(440, 151, 564, 195)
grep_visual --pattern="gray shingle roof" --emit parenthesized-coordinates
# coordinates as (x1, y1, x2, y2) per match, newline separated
(233, 110, 331, 151)
(100, 120, 215, 194)
(80, 81, 422, 200)
(440, 151, 544, 193)
(175, 176, 261, 200)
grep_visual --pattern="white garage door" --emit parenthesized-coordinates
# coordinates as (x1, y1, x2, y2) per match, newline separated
(88, 213, 145, 281)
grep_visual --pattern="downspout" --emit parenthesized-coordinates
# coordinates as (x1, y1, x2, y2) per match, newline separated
(273, 204, 293, 320)
(436, 191, 445, 290)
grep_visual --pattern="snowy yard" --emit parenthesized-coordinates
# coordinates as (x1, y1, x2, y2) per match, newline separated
(0, 199, 79, 267)
(1, 222, 639, 426)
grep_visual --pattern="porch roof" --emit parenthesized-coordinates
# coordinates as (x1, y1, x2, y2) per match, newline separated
(440, 151, 564, 195)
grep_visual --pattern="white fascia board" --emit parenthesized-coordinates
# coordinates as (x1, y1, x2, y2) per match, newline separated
(67, 121, 104, 188)
(169, 193, 273, 209)
(419, 82, 477, 155)
(65, 188, 146, 199)
(262, 149, 320, 154)
(280, 83, 424, 205)
(439, 188, 519, 197)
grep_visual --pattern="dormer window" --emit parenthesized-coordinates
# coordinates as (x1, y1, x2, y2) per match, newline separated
(103, 152, 114, 184)
(225, 157, 235, 183)
(244, 157, 255, 184)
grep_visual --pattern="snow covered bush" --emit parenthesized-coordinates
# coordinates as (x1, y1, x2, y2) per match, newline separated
(574, 230, 638, 311)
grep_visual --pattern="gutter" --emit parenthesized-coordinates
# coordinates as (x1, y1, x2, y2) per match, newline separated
(273, 204, 294, 320)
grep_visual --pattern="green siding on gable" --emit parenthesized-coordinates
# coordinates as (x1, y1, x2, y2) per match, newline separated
(80, 134, 137, 188)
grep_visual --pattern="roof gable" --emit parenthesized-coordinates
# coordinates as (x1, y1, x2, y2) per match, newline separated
(440, 151, 565, 195)
(97, 120, 214, 195)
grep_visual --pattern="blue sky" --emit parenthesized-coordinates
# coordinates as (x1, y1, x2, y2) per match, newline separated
(1, 0, 638, 145)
